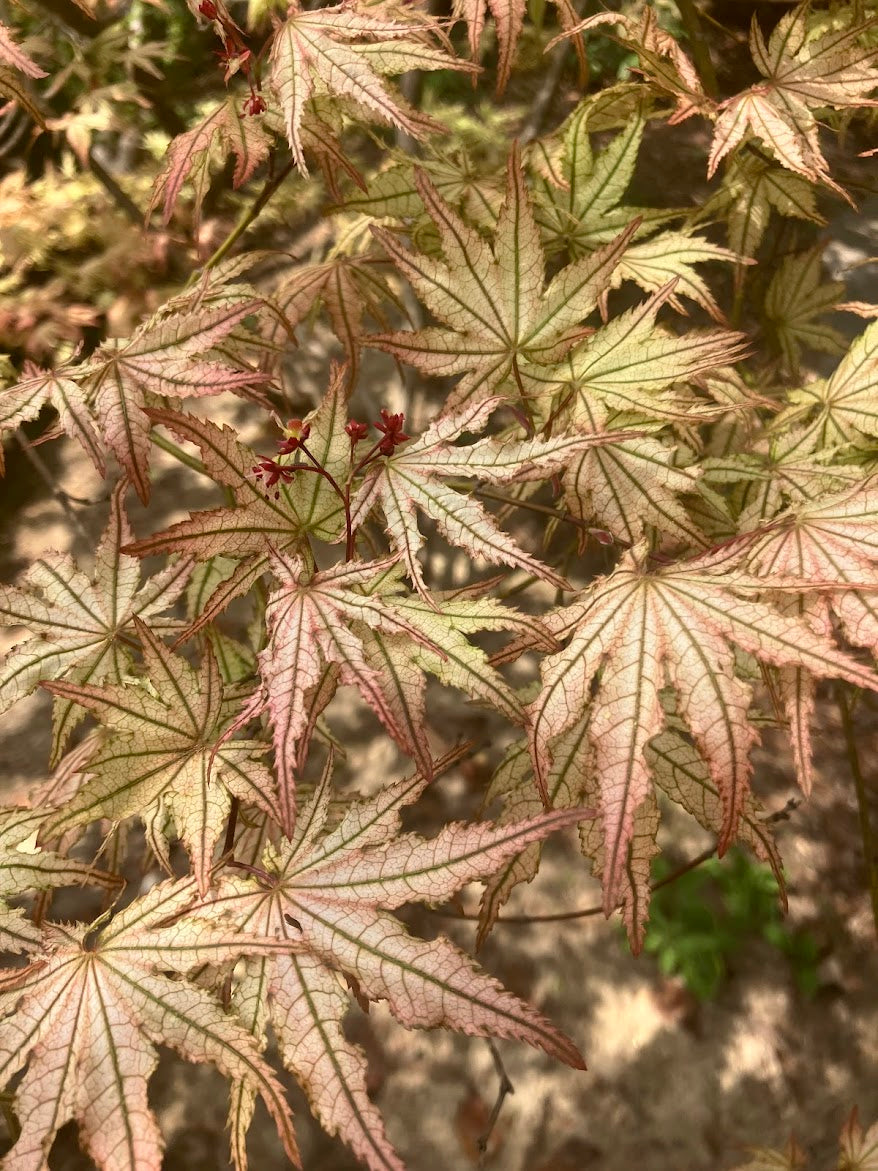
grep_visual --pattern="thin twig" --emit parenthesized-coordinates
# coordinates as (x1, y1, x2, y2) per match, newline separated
(87, 149, 144, 225)
(431, 845, 719, 926)
(520, 38, 570, 144)
(477, 1039, 514, 1167)
(222, 795, 240, 858)
(837, 684, 878, 941)
(193, 156, 297, 281)
(14, 427, 92, 541)
(675, 0, 719, 98)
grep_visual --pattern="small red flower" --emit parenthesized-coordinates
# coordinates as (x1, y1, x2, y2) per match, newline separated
(253, 458, 295, 497)
(198, 0, 218, 18)
(243, 92, 266, 117)
(345, 420, 369, 444)
(215, 42, 251, 81)
(374, 409, 409, 455)
(277, 419, 311, 454)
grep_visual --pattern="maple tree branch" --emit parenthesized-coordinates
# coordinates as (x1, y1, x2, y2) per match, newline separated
(222, 796, 240, 858)
(458, 481, 625, 547)
(430, 844, 719, 926)
(837, 685, 878, 940)
(87, 148, 144, 225)
(195, 155, 297, 278)
(674, 0, 718, 98)
(478, 1039, 514, 1167)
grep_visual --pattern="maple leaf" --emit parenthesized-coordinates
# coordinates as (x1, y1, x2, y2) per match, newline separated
(527, 543, 878, 911)
(270, 253, 399, 376)
(41, 620, 281, 893)
(349, 397, 628, 595)
(0, 365, 104, 476)
(707, 4, 878, 198)
(257, 550, 451, 830)
(531, 98, 685, 259)
(125, 367, 354, 634)
(477, 715, 784, 951)
(697, 150, 824, 261)
(724, 477, 878, 793)
(517, 284, 746, 541)
(333, 149, 503, 229)
(268, 3, 476, 174)
(548, 8, 709, 125)
(0, 806, 119, 955)
(0, 300, 266, 503)
(763, 247, 848, 373)
(778, 319, 878, 449)
(839, 1107, 878, 1171)
(353, 573, 547, 780)
(0, 481, 192, 763)
(0, 878, 299, 1170)
(370, 145, 637, 415)
(149, 97, 272, 225)
(0, 22, 47, 129)
(192, 756, 590, 1170)
(452, 0, 524, 94)
(560, 409, 710, 549)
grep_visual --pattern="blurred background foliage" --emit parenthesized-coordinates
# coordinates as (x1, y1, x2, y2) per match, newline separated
(638, 850, 821, 1000)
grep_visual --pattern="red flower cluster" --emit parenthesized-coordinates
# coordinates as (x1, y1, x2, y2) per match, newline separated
(243, 92, 267, 117)
(345, 420, 369, 444)
(374, 410, 409, 455)
(251, 420, 313, 498)
(198, 0, 218, 17)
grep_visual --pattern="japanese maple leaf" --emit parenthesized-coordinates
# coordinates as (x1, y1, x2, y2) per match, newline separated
(477, 717, 784, 951)
(257, 550, 450, 831)
(778, 319, 878, 450)
(726, 477, 878, 793)
(531, 98, 685, 259)
(270, 253, 399, 376)
(149, 97, 272, 225)
(548, 7, 709, 125)
(333, 147, 503, 229)
(41, 620, 281, 893)
(268, 2, 476, 173)
(0, 299, 266, 503)
(0, 878, 299, 1171)
(707, 4, 878, 197)
(763, 247, 848, 373)
(0, 481, 192, 763)
(0, 806, 118, 955)
(0, 21, 46, 128)
(350, 397, 629, 596)
(527, 543, 878, 911)
(192, 756, 590, 1171)
(125, 367, 355, 634)
(839, 1108, 878, 1171)
(452, 0, 524, 93)
(0, 365, 103, 476)
(697, 150, 824, 261)
(370, 145, 638, 415)
(355, 575, 548, 780)
(516, 284, 745, 541)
